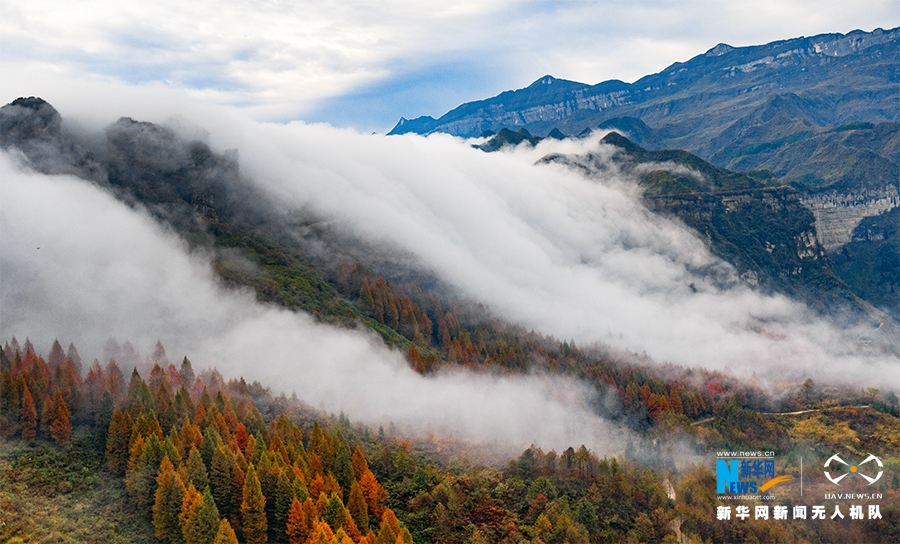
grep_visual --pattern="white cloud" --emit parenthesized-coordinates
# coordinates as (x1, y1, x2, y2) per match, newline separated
(1, 0, 895, 128)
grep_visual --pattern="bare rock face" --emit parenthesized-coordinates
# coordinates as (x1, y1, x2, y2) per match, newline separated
(800, 187, 900, 252)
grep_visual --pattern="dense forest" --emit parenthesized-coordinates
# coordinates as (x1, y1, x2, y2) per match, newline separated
(1, 337, 898, 543)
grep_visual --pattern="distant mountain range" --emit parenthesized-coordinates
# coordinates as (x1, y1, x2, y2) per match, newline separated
(388, 27, 898, 155)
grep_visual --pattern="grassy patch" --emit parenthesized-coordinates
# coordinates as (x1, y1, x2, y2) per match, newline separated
(0, 433, 156, 544)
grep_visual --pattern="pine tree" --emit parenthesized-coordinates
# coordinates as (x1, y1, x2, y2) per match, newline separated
(153, 456, 186, 543)
(351, 447, 368, 481)
(359, 469, 387, 518)
(241, 463, 267, 543)
(358, 281, 374, 314)
(406, 343, 425, 374)
(333, 442, 354, 501)
(127, 433, 164, 514)
(230, 463, 246, 539)
(185, 446, 209, 491)
(291, 473, 309, 503)
(20, 384, 37, 440)
(306, 520, 336, 544)
(0, 371, 20, 439)
(322, 492, 347, 533)
(375, 509, 401, 544)
(285, 498, 306, 544)
(347, 480, 369, 533)
(210, 446, 235, 521)
(189, 488, 220, 544)
(272, 471, 293, 541)
(213, 519, 239, 544)
(396, 527, 413, 544)
(235, 422, 250, 455)
(180, 484, 203, 543)
(49, 390, 72, 445)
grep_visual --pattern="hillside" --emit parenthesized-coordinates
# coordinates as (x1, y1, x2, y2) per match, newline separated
(2, 336, 899, 544)
(538, 133, 891, 320)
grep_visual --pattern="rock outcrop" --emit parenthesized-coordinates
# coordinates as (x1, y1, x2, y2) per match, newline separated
(800, 187, 900, 252)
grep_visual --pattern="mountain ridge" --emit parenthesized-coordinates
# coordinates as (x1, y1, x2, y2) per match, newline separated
(387, 26, 899, 160)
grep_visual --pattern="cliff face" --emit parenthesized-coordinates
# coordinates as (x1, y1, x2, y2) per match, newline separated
(799, 186, 899, 252)
(643, 187, 828, 285)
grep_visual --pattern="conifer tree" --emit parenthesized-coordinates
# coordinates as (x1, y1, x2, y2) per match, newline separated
(406, 343, 425, 374)
(200, 426, 221, 467)
(285, 498, 307, 544)
(48, 390, 71, 445)
(129, 435, 147, 471)
(229, 462, 245, 539)
(333, 441, 354, 500)
(351, 447, 368, 481)
(39, 392, 53, 438)
(358, 281, 374, 314)
(0, 371, 20, 439)
(153, 456, 186, 543)
(125, 368, 153, 416)
(273, 470, 294, 541)
(189, 488, 220, 544)
(348, 480, 369, 533)
(210, 446, 236, 521)
(20, 384, 37, 440)
(179, 357, 195, 389)
(307, 520, 336, 544)
(375, 509, 401, 544)
(213, 519, 239, 544)
(127, 433, 164, 514)
(241, 463, 267, 543)
(180, 484, 203, 543)
(256, 450, 276, 510)
(235, 422, 250, 454)
(396, 527, 413, 544)
(359, 469, 387, 517)
(322, 492, 348, 533)
(185, 446, 210, 491)
(292, 473, 309, 503)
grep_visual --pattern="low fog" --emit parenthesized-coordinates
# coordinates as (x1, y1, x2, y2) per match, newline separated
(224, 118, 898, 388)
(1, 79, 897, 458)
(0, 153, 624, 453)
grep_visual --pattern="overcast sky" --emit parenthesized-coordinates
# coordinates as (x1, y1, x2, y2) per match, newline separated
(2, 1, 897, 131)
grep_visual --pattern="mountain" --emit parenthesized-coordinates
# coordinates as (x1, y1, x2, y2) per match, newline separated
(540, 132, 896, 323)
(396, 28, 899, 319)
(388, 27, 899, 157)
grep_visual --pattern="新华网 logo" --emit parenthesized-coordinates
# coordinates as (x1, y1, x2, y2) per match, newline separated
(824, 454, 883, 485)
(717, 458, 792, 494)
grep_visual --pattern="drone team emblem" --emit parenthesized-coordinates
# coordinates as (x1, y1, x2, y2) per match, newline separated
(824, 453, 884, 485)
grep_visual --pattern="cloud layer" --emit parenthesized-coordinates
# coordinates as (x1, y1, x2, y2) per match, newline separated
(0, 152, 624, 453)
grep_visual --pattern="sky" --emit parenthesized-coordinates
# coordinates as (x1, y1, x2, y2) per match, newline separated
(1, 0, 897, 132)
